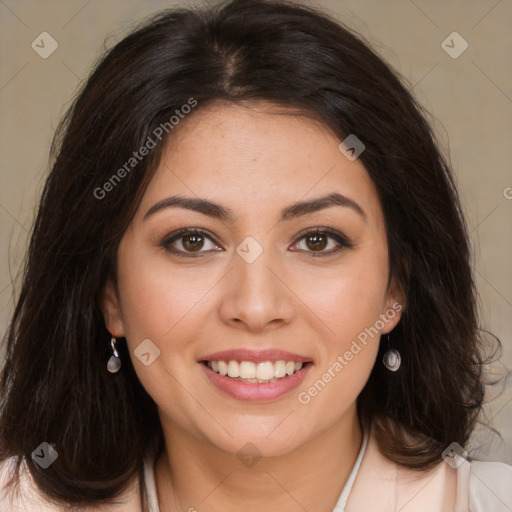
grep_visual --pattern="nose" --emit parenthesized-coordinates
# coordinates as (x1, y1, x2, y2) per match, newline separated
(218, 245, 296, 332)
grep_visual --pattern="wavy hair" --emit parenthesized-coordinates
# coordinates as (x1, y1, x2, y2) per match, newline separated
(0, 0, 495, 507)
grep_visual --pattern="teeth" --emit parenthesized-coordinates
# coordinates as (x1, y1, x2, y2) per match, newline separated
(218, 361, 228, 376)
(227, 360, 240, 378)
(239, 361, 256, 379)
(274, 360, 287, 378)
(206, 359, 306, 382)
(257, 361, 274, 380)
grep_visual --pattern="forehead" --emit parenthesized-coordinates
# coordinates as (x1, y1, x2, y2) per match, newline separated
(139, 101, 383, 226)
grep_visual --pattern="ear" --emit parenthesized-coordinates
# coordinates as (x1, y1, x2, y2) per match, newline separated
(380, 275, 406, 334)
(99, 278, 126, 337)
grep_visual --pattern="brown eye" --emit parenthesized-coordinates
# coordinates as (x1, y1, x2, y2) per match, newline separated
(162, 227, 353, 258)
(293, 228, 354, 257)
(305, 233, 328, 251)
(182, 233, 205, 252)
(162, 228, 220, 256)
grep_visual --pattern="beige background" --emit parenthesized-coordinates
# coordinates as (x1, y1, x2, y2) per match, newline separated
(0, 0, 511, 463)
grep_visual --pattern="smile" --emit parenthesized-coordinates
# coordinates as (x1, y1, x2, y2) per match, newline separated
(204, 359, 306, 383)
(200, 359, 313, 402)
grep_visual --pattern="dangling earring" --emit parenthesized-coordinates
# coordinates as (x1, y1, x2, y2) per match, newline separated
(383, 333, 401, 371)
(107, 337, 121, 373)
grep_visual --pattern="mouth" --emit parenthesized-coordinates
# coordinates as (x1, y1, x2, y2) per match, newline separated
(201, 359, 312, 384)
(198, 350, 314, 402)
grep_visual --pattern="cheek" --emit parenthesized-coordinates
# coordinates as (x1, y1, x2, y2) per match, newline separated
(296, 256, 389, 338)
(296, 270, 384, 416)
(114, 247, 211, 420)
(290, 249, 388, 400)
(116, 243, 212, 341)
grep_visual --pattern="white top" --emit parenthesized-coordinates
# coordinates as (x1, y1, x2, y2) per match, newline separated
(143, 429, 370, 512)
(141, 430, 512, 511)
(1, 428, 511, 511)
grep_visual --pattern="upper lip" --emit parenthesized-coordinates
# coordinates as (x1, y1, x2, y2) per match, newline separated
(199, 349, 312, 363)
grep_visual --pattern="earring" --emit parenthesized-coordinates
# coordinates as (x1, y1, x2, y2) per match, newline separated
(383, 333, 401, 371)
(107, 337, 121, 373)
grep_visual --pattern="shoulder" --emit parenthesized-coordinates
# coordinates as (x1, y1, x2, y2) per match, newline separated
(392, 454, 512, 511)
(0, 455, 147, 511)
(346, 429, 512, 511)
(0, 455, 65, 511)
(468, 459, 512, 512)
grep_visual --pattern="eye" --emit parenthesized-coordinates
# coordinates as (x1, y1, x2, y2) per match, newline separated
(161, 226, 354, 258)
(161, 228, 221, 256)
(291, 227, 354, 257)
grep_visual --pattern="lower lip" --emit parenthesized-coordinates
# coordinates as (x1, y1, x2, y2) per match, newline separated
(200, 362, 312, 402)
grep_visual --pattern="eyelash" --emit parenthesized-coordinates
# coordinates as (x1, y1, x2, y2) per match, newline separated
(160, 227, 354, 258)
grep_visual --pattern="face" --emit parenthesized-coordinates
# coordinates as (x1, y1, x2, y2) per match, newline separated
(101, 101, 403, 457)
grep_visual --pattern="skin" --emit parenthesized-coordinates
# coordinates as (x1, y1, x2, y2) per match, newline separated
(101, 101, 404, 512)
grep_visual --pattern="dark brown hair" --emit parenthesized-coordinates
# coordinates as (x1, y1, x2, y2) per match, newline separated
(0, 0, 498, 507)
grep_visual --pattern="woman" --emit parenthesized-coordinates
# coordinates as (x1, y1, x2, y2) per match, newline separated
(0, 0, 510, 510)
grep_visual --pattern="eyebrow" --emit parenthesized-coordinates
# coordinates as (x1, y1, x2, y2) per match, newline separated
(143, 192, 367, 223)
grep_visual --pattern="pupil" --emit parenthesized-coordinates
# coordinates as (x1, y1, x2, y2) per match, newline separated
(181, 233, 328, 252)
(307, 234, 327, 251)
(183, 234, 203, 251)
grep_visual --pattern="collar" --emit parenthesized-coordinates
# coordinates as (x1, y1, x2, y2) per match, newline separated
(345, 425, 463, 511)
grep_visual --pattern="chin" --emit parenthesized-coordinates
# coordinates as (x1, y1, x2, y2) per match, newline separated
(204, 425, 306, 459)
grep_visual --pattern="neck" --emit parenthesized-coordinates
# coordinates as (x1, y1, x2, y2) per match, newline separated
(155, 404, 363, 512)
